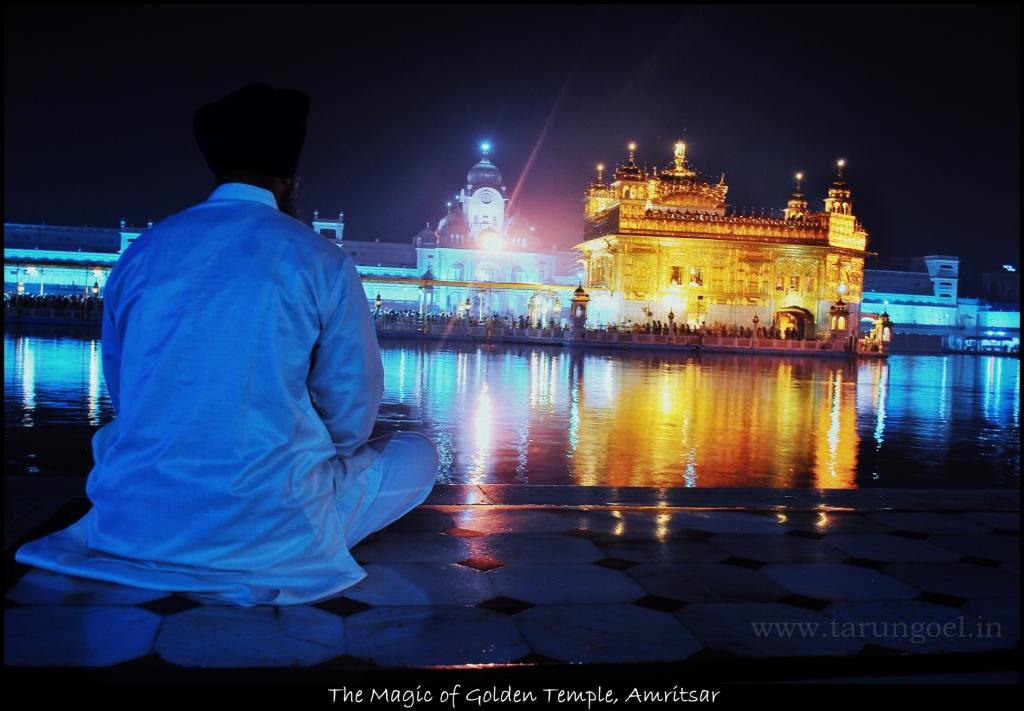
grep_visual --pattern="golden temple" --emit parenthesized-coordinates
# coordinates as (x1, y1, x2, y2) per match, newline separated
(575, 141, 869, 338)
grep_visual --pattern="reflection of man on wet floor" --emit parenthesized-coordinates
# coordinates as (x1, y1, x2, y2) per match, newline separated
(16, 84, 439, 606)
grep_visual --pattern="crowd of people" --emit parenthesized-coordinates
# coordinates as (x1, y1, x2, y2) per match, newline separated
(374, 309, 569, 332)
(5, 292, 104, 312)
(374, 309, 819, 340)
(609, 320, 808, 339)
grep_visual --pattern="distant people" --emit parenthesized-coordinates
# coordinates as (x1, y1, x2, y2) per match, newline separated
(16, 84, 439, 606)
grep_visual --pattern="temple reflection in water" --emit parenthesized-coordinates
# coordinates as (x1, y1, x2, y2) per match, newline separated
(4, 330, 1020, 488)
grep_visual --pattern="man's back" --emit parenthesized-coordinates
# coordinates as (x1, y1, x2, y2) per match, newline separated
(17, 183, 387, 605)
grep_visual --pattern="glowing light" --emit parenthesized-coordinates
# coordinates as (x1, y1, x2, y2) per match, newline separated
(795, 172, 803, 181)
(480, 141, 491, 154)
(480, 231, 502, 252)
(1003, 265, 1016, 272)
(596, 163, 604, 171)
(627, 142, 637, 152)
(837, 159, 846, 169)
(837, 283, 848, 295)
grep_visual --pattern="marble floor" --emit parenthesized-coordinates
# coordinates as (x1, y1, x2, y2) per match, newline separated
(4, 482, 1019, 677)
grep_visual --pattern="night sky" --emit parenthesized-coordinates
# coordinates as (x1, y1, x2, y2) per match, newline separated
(4, 5, 1020, 278)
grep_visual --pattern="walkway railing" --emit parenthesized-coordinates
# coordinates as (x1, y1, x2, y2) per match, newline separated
(373, 318, 887, 357)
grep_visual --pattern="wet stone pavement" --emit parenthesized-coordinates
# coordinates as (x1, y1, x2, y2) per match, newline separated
(3, 482, 1020, 677)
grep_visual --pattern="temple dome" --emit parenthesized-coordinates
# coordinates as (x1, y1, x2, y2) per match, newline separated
(467, 157, 503, 189)
(505, 212, 532, 239)
(413, 224, 437, 246)
(437, 205, 469, 243)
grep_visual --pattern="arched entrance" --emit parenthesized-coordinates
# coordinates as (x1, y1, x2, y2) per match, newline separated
(775, 306, 814, 340)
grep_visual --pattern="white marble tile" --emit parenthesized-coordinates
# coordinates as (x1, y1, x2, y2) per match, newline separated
(781, 512, 895, 535)
(5, 606, 161, 666)
(761, 564, 919, 601)
(884, 563, 1019, 599)
(350, 533, 471, 564)
(926, 534, 1020, 561)
(489, 563, 646, 604)
(627, 563, 787, 602)
(826, 600, 1018, 653)
(7, 568, 173, 606)
(559, 510, 698, 540)
(598, 539, 730, 564)
(467, 534, 604, 563)
(345, 606, 529, 666)
(713, 534, 847, 563)
(343, 564, 496, 605)
(677, 603, 862, 657)
(959, 512, 1019, 531)
(867, 512, 991, 535)
(451, 509, 574, 534)
(823, 534, 960, 562)
(515, 604, 701, 663)
(155, 606, 343, 667)
(278, 606, 347, 650)
(381, 508, 454, 533)
(672, 512, 792, 535)
(961, 598, 1020, 640)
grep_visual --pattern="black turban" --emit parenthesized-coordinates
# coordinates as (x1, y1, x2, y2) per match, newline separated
(193, 83, 310, 180)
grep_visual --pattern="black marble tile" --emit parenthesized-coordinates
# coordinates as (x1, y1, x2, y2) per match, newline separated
(477, 596, 535, 615)
(313, 596, 373, 617)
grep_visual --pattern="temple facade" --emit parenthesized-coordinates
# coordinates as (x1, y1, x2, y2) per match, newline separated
(329, 144, 581, 320)
(574, 141, 869, 338)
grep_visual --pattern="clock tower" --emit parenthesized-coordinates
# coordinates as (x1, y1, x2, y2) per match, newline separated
(461, 143, 507, 245)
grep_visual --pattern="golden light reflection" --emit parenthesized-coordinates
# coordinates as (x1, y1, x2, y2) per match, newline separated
(812, 368, 858, 488)
(568, 354, 860, 488)
(655, 513, 671, 540)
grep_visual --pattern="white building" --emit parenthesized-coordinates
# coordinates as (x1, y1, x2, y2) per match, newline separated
(312, 144, 582, 321)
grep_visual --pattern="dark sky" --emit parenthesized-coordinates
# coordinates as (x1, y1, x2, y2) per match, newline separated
(4, 4, 1020, 275)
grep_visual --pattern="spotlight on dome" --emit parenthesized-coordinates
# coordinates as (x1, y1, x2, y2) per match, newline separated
(480, 141, 492, 154)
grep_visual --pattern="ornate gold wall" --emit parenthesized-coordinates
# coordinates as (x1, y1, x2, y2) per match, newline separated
(575, 143, 869, 333)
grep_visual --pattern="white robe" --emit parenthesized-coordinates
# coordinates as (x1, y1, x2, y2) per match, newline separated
(15, 183, 420, 606)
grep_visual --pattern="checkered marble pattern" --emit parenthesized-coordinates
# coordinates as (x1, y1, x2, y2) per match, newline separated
(4, 502, 1019, 668)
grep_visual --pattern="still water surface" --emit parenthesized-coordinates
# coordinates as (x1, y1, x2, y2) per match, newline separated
(4, 326, 1019, 488)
